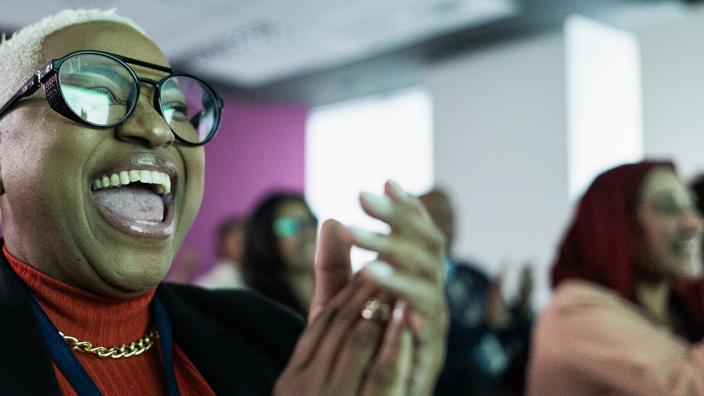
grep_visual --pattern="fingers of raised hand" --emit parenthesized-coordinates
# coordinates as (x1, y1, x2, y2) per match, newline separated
(405, 313, 448, 396)
(328, 299, 393, 393)
(359, 192, 442, 247)
(354, 181, 445, 284)
(357, 262, 449, 396)
(309, 219, 354, 321)
(360, 301, 414, 396)
(350, 228, 444, 283)
(362, 262, 448, 330)
(278, 277, 395, 396)
(287, 275, 370, 368)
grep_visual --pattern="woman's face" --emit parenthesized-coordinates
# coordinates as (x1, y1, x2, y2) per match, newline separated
(274, 200, 317, 272)
(0, 22, 205, 297)
(635, 168, 702, 281)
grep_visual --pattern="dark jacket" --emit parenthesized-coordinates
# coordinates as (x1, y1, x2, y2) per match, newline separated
(435, 260, 532, 396)
(0, 251, 304, 395)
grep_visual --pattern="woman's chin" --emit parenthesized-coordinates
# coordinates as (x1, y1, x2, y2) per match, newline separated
(670, 260, 702, 281)
(95, 267, 168, 297)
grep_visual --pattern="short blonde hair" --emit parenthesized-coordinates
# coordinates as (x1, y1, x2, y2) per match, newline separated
(0, 9, 146, 107)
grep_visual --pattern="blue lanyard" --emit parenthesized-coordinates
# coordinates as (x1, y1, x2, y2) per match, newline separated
(26, 291, 181, 396)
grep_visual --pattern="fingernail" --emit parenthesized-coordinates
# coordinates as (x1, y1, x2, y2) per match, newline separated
(365, 261, 394, 279)
(393, 300, 406, 321)
(360, 192, 392, 212)
(386, 180, 407, 197)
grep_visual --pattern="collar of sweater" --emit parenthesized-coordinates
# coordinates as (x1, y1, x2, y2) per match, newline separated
(5, 246, 156, 347)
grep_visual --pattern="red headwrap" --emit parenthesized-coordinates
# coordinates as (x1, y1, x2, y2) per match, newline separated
(552, 161, 704, 336)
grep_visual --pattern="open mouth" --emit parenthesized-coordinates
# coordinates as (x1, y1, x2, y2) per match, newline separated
(91, 168, 175, 239)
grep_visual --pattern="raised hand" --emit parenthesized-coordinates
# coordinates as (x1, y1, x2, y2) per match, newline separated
(350, 180, 449, 396)
(280, 180, 449, 396)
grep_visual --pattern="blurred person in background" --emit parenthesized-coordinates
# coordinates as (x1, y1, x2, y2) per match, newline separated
(193, 216, 247, 289)
(690, 174, 704, 266)
(528, 161, 704, 395)
(243, 192, 318, 316)
(419, 189, 533, 396)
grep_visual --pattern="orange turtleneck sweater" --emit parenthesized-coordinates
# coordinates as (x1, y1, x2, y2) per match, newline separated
(6, 248, 216, 396)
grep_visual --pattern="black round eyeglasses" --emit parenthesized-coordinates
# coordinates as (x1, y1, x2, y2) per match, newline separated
(0, 50, 224, 146)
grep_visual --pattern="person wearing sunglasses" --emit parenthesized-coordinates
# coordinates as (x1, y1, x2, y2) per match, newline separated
(242, 192, 319, 316)
(0, 8, 449, 396)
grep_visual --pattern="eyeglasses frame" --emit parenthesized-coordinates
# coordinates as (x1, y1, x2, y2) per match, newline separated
(0, 50, 224, 146)
(272, 216, 319, 237)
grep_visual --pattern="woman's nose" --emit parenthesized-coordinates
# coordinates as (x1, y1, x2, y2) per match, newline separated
(681, 208, 702, 237)
(114, 93, 175, 148)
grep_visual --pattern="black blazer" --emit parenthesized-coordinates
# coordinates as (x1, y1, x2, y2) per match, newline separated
(0, 251, 304, 395)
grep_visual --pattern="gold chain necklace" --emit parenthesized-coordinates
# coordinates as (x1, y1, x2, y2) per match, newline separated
(59, 325, 159, 359)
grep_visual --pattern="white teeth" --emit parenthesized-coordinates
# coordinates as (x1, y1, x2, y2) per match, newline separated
(129, 170, 140, 182)
(91, 169, 172, 194)
(119, 171, 130, 185)
(151, 171, 161, 185)
(140, 170, 152, 184)
(136, 220, 159, 226)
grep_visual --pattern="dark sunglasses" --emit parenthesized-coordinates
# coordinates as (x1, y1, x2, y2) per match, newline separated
(273, 217, 318, 237)
(0, 50, 223, 146)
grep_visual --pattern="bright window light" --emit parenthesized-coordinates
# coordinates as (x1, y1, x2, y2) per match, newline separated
(63, 86, 110, 124)
(305, 87, 434, 270)
(566, 15, 644, 200)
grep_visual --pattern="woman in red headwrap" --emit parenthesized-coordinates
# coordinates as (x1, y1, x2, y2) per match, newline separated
(527, 161, 704, 396)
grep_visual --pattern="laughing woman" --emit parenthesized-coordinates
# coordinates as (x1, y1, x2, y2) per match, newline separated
(527, 161, 704, 396)
(0, 9, 448, 395)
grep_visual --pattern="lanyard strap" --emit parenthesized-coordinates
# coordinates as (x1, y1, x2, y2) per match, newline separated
(27, 291, 181, 396)
(153, 295, 181, 396)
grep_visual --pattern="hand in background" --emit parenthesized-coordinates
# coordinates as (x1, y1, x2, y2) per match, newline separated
(485, 277, 511, 330)
(516, 264, 535, 318)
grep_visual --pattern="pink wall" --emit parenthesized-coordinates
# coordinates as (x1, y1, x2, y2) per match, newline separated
(177, 96, 308, 279)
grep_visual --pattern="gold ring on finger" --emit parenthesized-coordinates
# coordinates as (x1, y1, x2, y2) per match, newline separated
(361, 298, 390, 322)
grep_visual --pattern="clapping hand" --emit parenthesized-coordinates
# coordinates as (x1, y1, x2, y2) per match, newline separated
(274, 181, 449, 395)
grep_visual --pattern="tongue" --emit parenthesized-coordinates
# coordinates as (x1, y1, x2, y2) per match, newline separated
(93, 184, 164, 222)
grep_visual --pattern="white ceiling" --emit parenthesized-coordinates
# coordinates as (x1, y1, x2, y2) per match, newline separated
(0, 0, 517, 87)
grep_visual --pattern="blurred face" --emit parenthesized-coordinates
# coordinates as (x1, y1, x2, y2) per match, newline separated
(274, 200, 317, 272)
(222, 226, 246, 265)
(635, 168, 702, 281)
(0, 22, 205, 297)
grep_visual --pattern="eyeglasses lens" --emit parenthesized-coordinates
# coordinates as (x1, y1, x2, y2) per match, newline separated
(161, 76, 217, 144)
(58, 54, 136, 126)
(57, 53, 218, 145)
(273, 217, 318, 237)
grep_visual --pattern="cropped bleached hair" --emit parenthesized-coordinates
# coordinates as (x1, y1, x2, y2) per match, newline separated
(0, 9, 147, 107)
